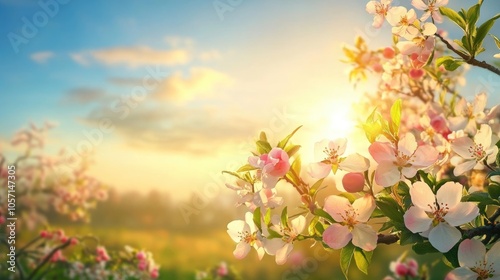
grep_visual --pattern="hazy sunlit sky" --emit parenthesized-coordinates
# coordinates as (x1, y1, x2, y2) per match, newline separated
(1, 0, 499, 200)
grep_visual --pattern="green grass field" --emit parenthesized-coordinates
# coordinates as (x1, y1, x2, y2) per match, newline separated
(52, 226, 451, 280)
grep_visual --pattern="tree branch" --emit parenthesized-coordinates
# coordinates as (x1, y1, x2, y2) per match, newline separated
(435, 33, 500, 76)
(377, 221, 500, 246)
(489, 208, 500, 224)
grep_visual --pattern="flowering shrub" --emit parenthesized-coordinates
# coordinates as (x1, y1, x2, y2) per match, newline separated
(223, 0, 500, 278)
(0, 123, 159, 279)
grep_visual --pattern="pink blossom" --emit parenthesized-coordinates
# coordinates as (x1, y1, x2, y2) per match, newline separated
(308, 138, 369, 179)
(403, 181, 479, 252)
(322, 194, 377, 251)
(248, 147, 290, 189)
(451, 124, 499, 176)
(217, 262, 228, 276)
(96, 246, 110, 262)
(412, 0, 449, 23)
(366, 0, 393, 28)
(369, 133, 438, 187)
(446, 239, 500, 280)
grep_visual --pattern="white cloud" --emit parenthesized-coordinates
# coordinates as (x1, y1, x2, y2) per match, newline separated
(70, 53, 90, 66)
(30, 51, 54, 63)
(70, 46, 190, 68)
(153, 67, 231, 102)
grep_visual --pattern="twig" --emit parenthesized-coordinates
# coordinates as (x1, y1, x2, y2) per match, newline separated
(435, 33, 500, 76)
(26, 239, 72, 280)
(489, 208, 500, 224)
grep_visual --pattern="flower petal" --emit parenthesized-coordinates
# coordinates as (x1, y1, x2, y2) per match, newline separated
(351, 223, 377, 251)
(307, 162, 331, 179)
(458, 239, 485, 268)
(411, 0, 427, 10)
(398, 133, 417, 156)
(451, 137, 475, 159)
(245, 212, 257, 232)
(329, 138, 348, 156)
(352, 194, 376, 223)
(475, 124, 492, 148)
(233, 242, 251, 259)
(486, 241, 500, 273)
(428, 223, 461, 252)
(369, 141, 396, 163)
(366, 1, 377, 14)
(444, 202, 479, 227)
(413, 145, 438, 167)
(445, 267, 479, 280)
(323, 224, 352, 250)
(227, 220, 247, 242)
(275, 242, 293, 265)
(339, 153, 370, 172)
(453, 160, 477, 176)
(409, 181, 435, 211)
(404, 206, 432, 233)
(263, 238, 284, 255)
(436, 182, 462, 209)
(375, 161, 401, 187)
(422, 22, 437, 36)
(324, 195, 351, 223)
(290, 215, 306, 234)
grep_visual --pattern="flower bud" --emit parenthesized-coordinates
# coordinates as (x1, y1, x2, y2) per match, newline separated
(342, 172, 365, 193)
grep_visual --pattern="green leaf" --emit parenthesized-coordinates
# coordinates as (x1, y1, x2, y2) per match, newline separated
(285, 144, 301, 158)
(439, 7, 466, 31)
(390, 99, 402, 136)
(340, 243, 355, 279)
(475, 14, 499, 54)
(267, 228, 282, 239)
(277, 125, 302, 149)
(314, 208, 334, 223)
(236, 164, 258, 172)
(259, 131, 268, 142)
(400, 229, 424, 245)
(353, 248, 373, 275)
(264, 208, 272, 226)
(315, 221, 325, 234)
(376, 197, 404, 224)
(492, 34, 500, 49)
(291, 156, 302, 177)
(339, 192, 356, 204)
(488, 184, 500, 200)
(309, 178, 325, 197)
(443, 245, 460, 268)
(466, 4, 481, 33)
(222, 170, 244, 181)
(463, 191, 497, 204)
(379, 221, 394, 232)
(281, 206, 289, 229)
(412, 241, 439, 255)
(253, 207, 262, 232)
(308, 216, 320, 236)
(256, 140, 272, 154)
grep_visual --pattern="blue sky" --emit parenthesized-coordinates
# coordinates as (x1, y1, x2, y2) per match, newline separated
(0, 0, 499, 197)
